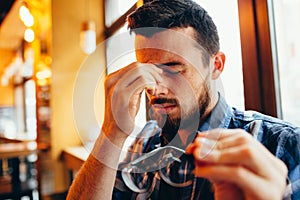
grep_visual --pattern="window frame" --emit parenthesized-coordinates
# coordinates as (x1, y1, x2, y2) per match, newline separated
(104, 2, 137, 38)
(238, 0, 282, 118)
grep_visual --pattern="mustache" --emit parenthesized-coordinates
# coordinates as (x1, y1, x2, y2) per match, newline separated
(150, 98, 178, 105)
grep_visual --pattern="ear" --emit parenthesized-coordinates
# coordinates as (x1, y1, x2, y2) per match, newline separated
(212, 52, 225, 80)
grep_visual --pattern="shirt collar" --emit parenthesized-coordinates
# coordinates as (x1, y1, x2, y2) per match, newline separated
(198, 94, 233, 132)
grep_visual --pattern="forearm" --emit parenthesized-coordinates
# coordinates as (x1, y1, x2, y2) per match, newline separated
(67, 130, 127, 200)
(67, 154, 116, 199)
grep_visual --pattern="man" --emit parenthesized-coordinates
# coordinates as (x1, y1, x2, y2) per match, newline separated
(67, 0, 300, 199)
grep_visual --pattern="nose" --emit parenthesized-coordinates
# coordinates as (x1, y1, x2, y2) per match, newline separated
(146, 83, 169, 97)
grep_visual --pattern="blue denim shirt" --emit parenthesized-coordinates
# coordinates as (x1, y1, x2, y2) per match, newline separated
(113, 96, 300, 199)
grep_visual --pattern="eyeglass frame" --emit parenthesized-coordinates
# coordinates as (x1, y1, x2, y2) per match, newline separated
(121, 145, 195, 193)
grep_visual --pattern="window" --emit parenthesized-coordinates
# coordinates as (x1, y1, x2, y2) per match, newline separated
(106, 25, 135, 74)
(194, 0, 244, 110)
(24, 80, 37, 139)
(272, 0, 300, 126)
(105, 0, 137, 27)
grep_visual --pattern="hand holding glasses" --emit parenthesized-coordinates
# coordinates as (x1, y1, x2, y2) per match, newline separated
(121, 145, 195, 193)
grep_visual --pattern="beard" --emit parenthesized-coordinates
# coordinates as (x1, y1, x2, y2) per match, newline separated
(148, 83, 211, 144)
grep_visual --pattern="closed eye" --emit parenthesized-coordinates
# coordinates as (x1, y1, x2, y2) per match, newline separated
(162, 62, 181, 67)
(163, 68, 181, 75)
(156, 62, 183, 75)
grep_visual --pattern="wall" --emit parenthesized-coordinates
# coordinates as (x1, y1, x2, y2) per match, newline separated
(0, 50, 14, 106)
(0, 83, 14, 106)
(50, 0, 106, 192)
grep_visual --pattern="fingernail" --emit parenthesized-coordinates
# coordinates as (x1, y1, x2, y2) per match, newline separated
(185, 143, 195, 154)
(197, 138, 217, 159)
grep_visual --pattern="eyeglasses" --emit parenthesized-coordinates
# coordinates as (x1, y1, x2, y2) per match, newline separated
(121, 145, 195, 193)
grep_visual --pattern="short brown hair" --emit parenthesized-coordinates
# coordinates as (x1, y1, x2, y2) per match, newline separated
(127, 0, 220, 62)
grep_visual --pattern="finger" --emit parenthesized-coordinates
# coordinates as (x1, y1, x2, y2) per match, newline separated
(194, 164, 286, 199)
(215, 131, 287, 174)
(192, 129, 241, 158)
(197, 128, 243, 141)
(193, 140, 278, 178)
(120, 72, 156, 95)
(192, 132, 285, 179)
(117, 64, 163, 90)
(186, 129, 225, 154)
(200, 129, 288, 175)
(106, 62, 163, 88)
(185, 143, 196, 154)
(198, 129, 274, 162)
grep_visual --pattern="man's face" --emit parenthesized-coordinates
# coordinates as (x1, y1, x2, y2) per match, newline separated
(135, 27, 213, 131)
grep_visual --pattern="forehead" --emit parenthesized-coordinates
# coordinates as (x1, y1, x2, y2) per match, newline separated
(134, 27, 203, 63)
